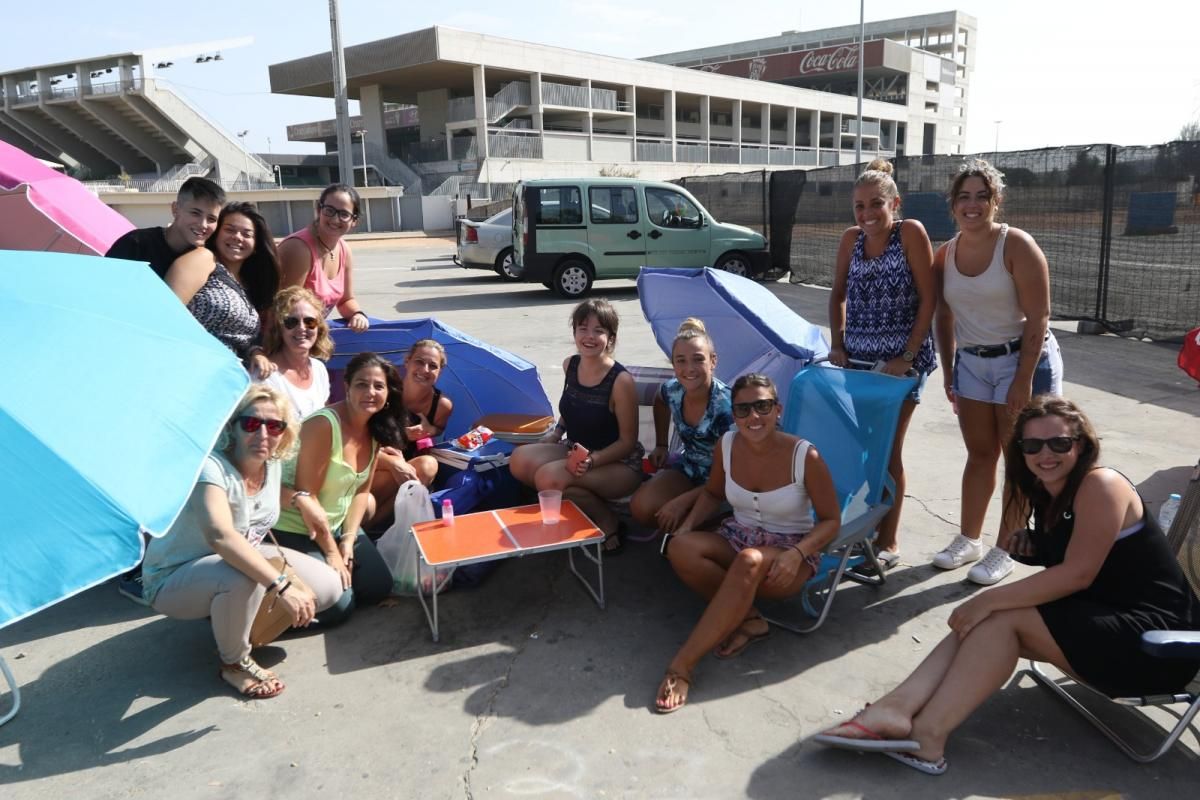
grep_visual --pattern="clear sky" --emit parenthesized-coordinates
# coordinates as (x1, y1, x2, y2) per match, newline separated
(6, 1, 1198, 157)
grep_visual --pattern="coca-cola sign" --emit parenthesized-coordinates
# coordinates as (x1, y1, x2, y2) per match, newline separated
(694, 40, 884, 81)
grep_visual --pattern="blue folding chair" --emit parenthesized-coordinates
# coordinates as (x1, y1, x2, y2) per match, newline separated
(766, 365, 916, 633)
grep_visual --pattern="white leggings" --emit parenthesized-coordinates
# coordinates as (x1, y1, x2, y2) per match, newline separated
(151, 544, 342, 664)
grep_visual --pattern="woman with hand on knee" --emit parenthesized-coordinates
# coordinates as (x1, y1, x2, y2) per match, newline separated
(655, 374, 840, 713)
(509, 298, 643, 552)
(630, 318, 733, 535)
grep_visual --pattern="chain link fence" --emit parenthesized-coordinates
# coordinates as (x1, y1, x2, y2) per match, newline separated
(678, 143, 1200, 341)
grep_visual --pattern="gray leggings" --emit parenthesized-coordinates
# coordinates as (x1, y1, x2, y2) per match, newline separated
(151, 544, 342, 664)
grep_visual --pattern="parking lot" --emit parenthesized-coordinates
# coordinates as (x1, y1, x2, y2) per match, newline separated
(1, 236, 1198, 799)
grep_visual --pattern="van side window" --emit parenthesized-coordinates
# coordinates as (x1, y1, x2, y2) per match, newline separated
(535, 187, 582, 225)
(589, 187, 638, 224)
(645, 188, 702, 229)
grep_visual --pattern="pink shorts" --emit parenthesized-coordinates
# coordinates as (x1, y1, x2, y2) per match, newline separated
(717, 518, 821, 573)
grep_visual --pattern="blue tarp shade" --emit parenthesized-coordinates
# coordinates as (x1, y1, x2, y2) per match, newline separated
(637, 267, 828, 393)
(328, 317, 554, 440)
(0, 251, 249, 628)
(780, 365, 916, 510)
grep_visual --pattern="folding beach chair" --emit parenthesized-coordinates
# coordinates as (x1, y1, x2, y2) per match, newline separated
(0, 655, 18, 727)
(766, 365, 916, 634)
(1024, 457, 1200, 762)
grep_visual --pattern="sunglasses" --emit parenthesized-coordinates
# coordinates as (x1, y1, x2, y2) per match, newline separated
(732, 399, 777, 419)
(237, 415, 287, 436)
(1018, 436, 1077, 455)
(283, 315, 319, 331)
(319, 203, 357, 222)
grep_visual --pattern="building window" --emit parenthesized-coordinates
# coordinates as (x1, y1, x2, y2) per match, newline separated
(926, 80, 938, 92)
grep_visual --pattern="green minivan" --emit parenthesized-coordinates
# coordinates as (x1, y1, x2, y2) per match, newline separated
(512, 178, 771, 298)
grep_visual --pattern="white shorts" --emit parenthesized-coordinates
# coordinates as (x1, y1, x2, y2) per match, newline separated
(953, 334, 1063, 405)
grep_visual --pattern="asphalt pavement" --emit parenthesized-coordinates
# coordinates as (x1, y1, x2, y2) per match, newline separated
(2, 237, 1197, 799)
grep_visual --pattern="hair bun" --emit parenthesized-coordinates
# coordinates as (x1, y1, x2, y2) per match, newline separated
(865, 158, 893, 176)
(677, 317, 707, 336)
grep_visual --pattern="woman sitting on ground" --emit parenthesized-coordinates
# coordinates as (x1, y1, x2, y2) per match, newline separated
(263, 286, 334, 420)
(814, 396, 1200, 775)
(630, 318, 733, 534)
(367, 340, 455, 527)
(656, 374, 840, 713)
(274, 352, 398, 621)
(141, 385, 342, 699)
(509, 298, 644, 552)
(164, 202, 280, 377)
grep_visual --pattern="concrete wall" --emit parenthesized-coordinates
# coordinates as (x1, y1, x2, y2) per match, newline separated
(544, 133, 589, 161)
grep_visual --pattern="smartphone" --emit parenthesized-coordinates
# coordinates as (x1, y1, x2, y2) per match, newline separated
(567, 443, 590, 471)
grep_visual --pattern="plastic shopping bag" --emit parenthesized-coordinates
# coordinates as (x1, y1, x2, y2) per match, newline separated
(374, 479, 455, 595)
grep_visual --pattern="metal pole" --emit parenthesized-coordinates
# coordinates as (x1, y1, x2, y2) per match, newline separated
(855, 0, 864, 167)
(994, 120, 1002, 159)
(329, 0, 353, 187)
(360, 130, 368, 187)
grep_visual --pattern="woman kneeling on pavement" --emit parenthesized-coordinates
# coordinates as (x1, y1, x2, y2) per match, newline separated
(274, 352, 397, 621)
(141, 385, 343, 699)
(655, 373, 840, 713)
(813, 397, 1200, 775)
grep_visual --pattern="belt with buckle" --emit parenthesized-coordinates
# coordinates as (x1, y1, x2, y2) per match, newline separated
(960, 337, 1023, 358)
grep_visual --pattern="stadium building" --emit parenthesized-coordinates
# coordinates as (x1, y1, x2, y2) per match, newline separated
(271, 10, 976, 199)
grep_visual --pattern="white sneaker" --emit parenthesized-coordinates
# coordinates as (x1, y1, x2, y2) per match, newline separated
(931, 535, 984, 570)
(967, 546, 1015, 585)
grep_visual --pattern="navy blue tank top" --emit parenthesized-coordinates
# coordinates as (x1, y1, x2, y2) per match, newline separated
(559, 355, 625, 452)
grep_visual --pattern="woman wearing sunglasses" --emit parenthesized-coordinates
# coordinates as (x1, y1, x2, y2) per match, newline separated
(163, 202, 280, 377)
(274, 352, 397, 622)
(278, 184, 369, 332)
(141, 385, 343, 699)
(813, 397, 1200, 775)
(655, 374, 840, 713)
(263, 286, 334, 420)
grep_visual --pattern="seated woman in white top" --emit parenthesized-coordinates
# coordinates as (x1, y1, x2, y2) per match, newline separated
(262, 286, 333, 419)
(655, 373, 841, 714)
(141, 384, 343, 699)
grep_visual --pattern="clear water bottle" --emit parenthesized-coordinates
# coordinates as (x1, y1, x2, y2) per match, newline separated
(442, 498, 455, 526)
(1158, 493, 1181, 532)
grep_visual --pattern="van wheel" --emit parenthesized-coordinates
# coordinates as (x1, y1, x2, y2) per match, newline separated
(714, 251, 751, 277)
(494, 248, 520, 281)
(551, 259, 594, 298)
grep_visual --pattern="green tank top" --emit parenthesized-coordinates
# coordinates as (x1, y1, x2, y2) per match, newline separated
(275, 407, 377, 536)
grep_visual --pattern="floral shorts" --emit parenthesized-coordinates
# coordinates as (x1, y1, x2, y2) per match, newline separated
(717, 518, 821, 573)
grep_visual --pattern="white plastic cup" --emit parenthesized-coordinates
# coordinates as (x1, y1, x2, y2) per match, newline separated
(538, 490, 562, 525)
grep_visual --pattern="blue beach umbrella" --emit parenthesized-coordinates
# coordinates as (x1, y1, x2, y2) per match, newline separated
(0, 250, 250, 629)
(329, 317, 553, 439)
(637, 267, 829, 391)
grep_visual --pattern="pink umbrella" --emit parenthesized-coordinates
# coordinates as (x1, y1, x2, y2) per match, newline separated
(0, 140, 134, 256)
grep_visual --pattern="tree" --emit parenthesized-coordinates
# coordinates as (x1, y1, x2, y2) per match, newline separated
(1179, 120, 1200, 141)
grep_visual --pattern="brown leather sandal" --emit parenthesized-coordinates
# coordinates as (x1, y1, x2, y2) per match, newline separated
(655, 670, 692, 714)
(219, 656, 285, 699)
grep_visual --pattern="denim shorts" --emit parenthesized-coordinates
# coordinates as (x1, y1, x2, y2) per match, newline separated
(953, 333, 1063, 404)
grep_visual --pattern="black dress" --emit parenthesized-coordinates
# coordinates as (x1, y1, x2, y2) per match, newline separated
(1033, 492, 1200, 697)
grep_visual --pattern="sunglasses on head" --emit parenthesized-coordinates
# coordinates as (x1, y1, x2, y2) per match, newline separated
(319, 203, 357, 222)
(237, 415, 287, 436)
(1018, 435, 1077, 455)
(732, 399, 777, 419)
(283, 315, 319, 330)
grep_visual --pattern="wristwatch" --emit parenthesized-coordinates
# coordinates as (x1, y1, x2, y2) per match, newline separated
(901, 350, 915, 363)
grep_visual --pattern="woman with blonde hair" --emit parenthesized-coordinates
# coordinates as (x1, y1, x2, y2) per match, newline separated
(141, 384, 343, 699)
(931, 158, 1063, 585)
(263, 286, 335, 420)
(630, 318, 733, 534)
(828, 157, 936, 570)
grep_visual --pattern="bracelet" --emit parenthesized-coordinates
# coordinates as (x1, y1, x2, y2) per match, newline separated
(792, 543, 807, 559)
(275, 581, 292, 596)
(351, 310, 367, 320)
(290, 490, 311, 508)
(269, 572, 287, 589)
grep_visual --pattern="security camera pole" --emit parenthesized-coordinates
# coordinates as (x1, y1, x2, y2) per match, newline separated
(329, 0, 353, 188)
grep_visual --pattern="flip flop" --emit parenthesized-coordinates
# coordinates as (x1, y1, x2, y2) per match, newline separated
(713, 616, 772, 660)
(883, 750, 948, 775)
(850, 549, 900, 577)
(813, 720, 920, 752)
(654, 671, 691, 714)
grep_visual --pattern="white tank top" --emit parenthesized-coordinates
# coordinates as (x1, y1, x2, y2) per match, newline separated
(942, 223, 1025, 347)
(722, 430, 814, 535)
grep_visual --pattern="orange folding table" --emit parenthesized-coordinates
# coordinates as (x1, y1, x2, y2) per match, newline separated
(411, 500, 605, 641)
